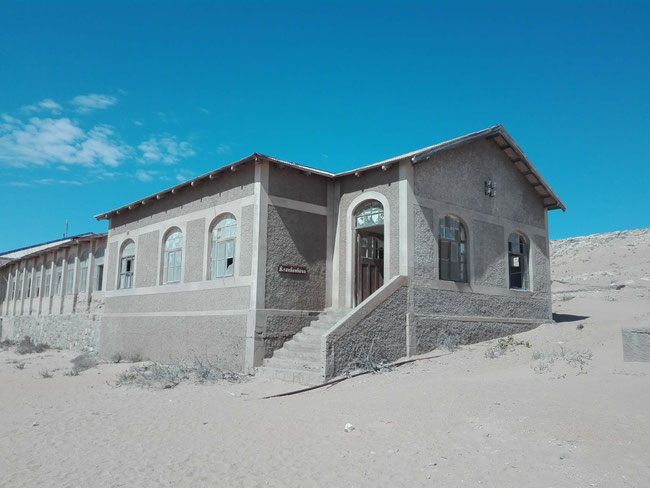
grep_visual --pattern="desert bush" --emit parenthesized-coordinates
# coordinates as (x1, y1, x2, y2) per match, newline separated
(484, 335, 531, 359)
(64, 369, 80, 377)
(16, 336, 49, 355)
(0, 339, 15, 350)
(116, 358, 244, 389)
(532, 346, 593, 374)
(70, 352, 99, 373)
(111, 353, 123, 363)
(126, 352, 144, 363)
(344, 340, 393, 375)
(15, 361, 26, 370)
(39, 368, 53, 378)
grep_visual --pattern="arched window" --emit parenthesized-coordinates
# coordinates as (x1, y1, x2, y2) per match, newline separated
(355, 200, 384, 229)
(211, 214, 237, 278)
(44, 262, 52, 297)
(94, 248, 105, 291)
(65, 255, 76, 295)
(439, 215, 468, 283)
(163, 229, 183, 284)
(79, 251, 90, 293)
(508, 233, 530, 290)
(54, 259, 64, 295)
(119, 241, 135, 289)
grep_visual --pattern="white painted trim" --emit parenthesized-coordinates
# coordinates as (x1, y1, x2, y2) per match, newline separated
(268, 195, 328, 216)
(104, 276, 251, 298)
(104, 310, 249, 318)
(344, 191, 391, 308)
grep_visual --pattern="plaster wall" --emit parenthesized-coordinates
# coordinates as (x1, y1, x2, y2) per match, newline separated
(268, 165, 328, 207)
(99, 314, 248, 371)
(264, 205, 327, 311)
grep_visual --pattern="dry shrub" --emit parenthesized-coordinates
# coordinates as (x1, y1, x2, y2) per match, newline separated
(70, 353, 99, 373)
(116, 358, 244, 389)
(16, 336, 49, 355)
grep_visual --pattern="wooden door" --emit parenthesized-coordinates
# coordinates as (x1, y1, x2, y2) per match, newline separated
(355, 230, 384, 305)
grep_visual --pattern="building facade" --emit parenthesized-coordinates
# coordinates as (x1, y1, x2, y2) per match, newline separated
(0, 126, 564, 384)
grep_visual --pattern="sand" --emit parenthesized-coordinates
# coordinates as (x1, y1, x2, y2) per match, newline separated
(1, 228, 649, 487)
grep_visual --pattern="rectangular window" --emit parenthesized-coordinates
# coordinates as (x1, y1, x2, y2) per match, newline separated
(119, 257, 134, 289)
(94, 264, 104, 291)
(54, 268, 63, 295)
(44, 268, 51, 297)
(27, 271, 32, 299)
(17, 271, 24, 300)
(79, 264, 88, 292)
(65, 260, 75, 295)
(35, 271, 41, 298)
(213, 240, 235, 278)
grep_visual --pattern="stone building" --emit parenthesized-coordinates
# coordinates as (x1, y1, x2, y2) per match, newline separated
(0, 125, 564, 384)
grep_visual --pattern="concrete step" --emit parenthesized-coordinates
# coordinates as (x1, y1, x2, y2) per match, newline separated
(273, 348, 320, 362)
(263, 357, 321, 372)
(256, 366, 323, 386)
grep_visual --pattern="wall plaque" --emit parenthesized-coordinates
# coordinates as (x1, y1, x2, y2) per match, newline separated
(278, 265, 307, 275)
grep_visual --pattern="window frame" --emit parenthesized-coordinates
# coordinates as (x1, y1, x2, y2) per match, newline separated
(162, 228, 184, 284)
(118, 241, 136, 290)
(54, 259, 64, 295)
(508, 232, 530, 291)
(65, 255, 76, 295)
(438, 215, 469, 283)
(210, 214, 237, 279)
(94, 248, 105, 291)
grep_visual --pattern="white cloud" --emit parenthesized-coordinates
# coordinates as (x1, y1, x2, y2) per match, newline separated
(138, 136, 195, 165)
(0, 116, 130, 168)
(71, 94, 117, 113)
(136, 169, 155, 182)
(35, 178, 82, 186)
(216, 143, 231, 154)
(199, 107, 210, 115)
(21, 98, 63, 114)
(133, 120, 143, 126)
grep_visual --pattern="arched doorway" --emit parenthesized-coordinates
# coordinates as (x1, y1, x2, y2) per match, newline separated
(354, 200, 384, 305)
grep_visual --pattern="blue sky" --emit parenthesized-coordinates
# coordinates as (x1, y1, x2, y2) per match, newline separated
(0, 0, 648, 251)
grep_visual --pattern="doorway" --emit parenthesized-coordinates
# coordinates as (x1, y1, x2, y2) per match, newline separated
(354, 200, 385, 305)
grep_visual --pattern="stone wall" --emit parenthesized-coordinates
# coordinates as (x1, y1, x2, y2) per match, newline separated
(263, 313, 319, 358)
(1, 313, 102, 351)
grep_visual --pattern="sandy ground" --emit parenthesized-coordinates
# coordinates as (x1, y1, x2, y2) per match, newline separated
(1, 228, 649, 488)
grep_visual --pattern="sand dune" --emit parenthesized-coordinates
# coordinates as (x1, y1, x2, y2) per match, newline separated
(1, 229, 649, 487)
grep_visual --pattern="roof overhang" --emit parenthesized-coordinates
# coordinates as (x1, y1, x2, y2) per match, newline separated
(95, 125, 564, 221)
(1, 233, 107, 266)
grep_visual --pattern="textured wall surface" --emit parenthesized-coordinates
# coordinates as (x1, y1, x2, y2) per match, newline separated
(472, 220, 506, 287)
(265, 205, 327, 310)
(1, 314, 102, 351)
(109, 164, 255, 233)
(414, 287, 550, 320)
(106, 241, 118, 292)
(104, 286, 251, 313)
(100, 314, 248, 371)
(184, 218, 206, 283)
(239, 204, 254, 276)
(135, 230, 160, 287)
(414, 317, 539, 354)
(413, 139, 546, 229)
(414, 204, 436, 279)
(263, 314, 318, 357)
(326, 285, 407, 378)
(268, 166, 328, 207)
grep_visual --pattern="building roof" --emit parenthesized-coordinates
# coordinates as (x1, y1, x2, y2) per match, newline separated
(0, 233, 107, 267)
(95, 124, 564, 221)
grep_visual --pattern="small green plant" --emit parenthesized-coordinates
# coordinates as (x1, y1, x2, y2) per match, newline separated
(485, 335, 531, 359)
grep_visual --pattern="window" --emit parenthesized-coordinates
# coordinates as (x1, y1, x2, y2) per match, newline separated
(26, 270, 32, 299)
(54, 259, 64, 295)
(17, 269, 24, 300)
(211, 215, 237, 278)
(79, 251, 89, 293)
(119, 241, 135, 289)
(35, 268, 41, 298)
(162, 229, 183, 284)
(355, 201, 384, 229)
(44, 264, 52, 297)
(65, 255, 76, 295)
(508, 233, 530, 290)
(94, 248, 105, 291)
(439, 215, 468, 282)
(10, 274, 15, 300)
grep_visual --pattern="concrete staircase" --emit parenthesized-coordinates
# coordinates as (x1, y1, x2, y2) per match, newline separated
(256, 309, 349, 385)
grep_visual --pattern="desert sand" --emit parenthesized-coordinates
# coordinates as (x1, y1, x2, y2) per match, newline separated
(1, 228, 649, 487)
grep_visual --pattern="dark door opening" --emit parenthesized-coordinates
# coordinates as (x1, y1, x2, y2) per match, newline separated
(355, 229, 384, 305)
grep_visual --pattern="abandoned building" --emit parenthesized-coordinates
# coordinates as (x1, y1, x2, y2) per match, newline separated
(0, 125, 565, 384)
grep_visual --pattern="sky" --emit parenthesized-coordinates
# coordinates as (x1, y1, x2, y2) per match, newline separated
(0, 0, 648, 252)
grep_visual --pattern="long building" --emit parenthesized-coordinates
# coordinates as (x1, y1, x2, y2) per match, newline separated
(0, 125, 564, 384)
